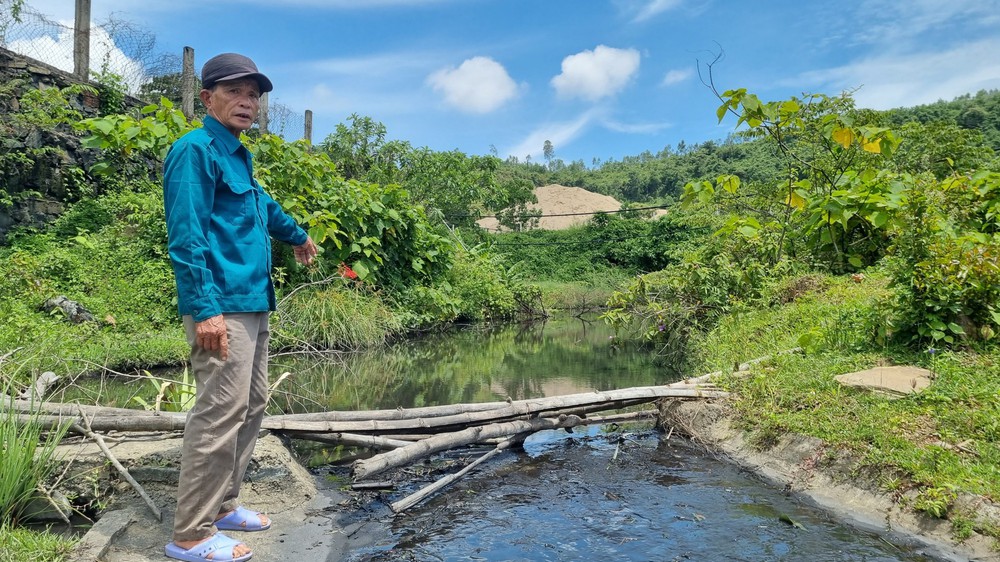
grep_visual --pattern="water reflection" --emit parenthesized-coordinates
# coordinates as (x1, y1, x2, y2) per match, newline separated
(269, 314, 671, 414)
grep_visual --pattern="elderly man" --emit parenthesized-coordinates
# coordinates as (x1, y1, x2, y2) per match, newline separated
(162, 52, 318, 562)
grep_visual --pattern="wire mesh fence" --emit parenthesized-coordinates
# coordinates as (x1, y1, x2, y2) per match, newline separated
(1, 2, 313, 141)
(0, 4, 180, 95)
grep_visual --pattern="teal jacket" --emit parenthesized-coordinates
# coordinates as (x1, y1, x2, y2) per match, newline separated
(163, 116, 307, 322)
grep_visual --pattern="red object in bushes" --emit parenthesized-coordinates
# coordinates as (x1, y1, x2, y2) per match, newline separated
(339, 262, 358, 280)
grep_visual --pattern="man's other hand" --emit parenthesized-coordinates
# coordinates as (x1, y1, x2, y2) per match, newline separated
(195, 315, 229, 360)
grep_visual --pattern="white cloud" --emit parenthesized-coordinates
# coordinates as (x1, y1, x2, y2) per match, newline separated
(661, 68, 692, 86)
(551, 45, 640, 102)
(603, 119, 672, 134)
(505, 110, 599, 161)
(854, 0, 1000, 48)
(427, 56, 519, 113)
(631, 0, 683, 22)
(787, 38, 1000, 109)
(6, 25, 147, 92)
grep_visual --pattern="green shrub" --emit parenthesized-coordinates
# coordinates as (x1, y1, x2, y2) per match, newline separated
(886, 171, 1000, 346)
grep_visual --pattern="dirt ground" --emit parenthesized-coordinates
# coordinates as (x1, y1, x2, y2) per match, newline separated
(476, 184, 666, 232)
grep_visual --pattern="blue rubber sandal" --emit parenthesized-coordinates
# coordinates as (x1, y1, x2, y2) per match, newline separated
(164, 532, 252, 562)
(214, 506, 271, 532)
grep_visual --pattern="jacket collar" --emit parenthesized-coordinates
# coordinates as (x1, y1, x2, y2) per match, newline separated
(203, 115, 248, 156)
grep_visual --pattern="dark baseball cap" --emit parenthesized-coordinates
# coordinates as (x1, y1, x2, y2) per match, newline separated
(201, 53, 273, 93)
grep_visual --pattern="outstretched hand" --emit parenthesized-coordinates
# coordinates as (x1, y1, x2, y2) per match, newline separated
(294, 237, 319, 266)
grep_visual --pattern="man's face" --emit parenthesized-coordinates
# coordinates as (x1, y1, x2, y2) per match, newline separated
(200, 78, 261, 137)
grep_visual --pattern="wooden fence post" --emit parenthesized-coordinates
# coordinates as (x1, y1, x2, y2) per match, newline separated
(182, 46, 194, 120)
(304, 109, 312, 144)
(73, 0, 91, 80)
(259, 92, 269, 135)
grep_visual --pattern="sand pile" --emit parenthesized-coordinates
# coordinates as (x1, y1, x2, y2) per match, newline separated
(477, 184, 630, 232)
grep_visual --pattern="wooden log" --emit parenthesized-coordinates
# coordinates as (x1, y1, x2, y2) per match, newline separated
(17, 372, 60, 402)
(270, 386, 725, 436)
(6, 384, 723, 436)
(268, 384, 718, 424)
(288, 432, 411, 450)
(353, 415, 583, 481)
(391, 437, 516, 513)
(4, 399, 177, 418)
(267, 401, 513, 423)
(16, 413, 186, 433)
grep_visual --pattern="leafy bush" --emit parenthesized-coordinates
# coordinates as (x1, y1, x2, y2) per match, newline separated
(886, 171, 1000, 345)
(602, 250, 783, 366)
(393, 247, 538, 328)
(251, 134, 455, 288)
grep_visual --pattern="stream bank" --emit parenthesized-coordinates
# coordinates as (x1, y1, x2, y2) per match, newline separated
(658, 399, 1000, 561)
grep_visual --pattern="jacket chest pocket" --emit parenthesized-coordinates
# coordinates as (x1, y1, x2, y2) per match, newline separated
(215, 181, 257, 227)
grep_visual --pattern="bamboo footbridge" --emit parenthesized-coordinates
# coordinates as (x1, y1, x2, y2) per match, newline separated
(7, 375, 727, 516)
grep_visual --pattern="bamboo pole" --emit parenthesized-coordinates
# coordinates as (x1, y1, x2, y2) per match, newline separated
(353, 415, 583, 481)
(269, 386, 725, 436)
(288, 432, 411, 450)
(391, 437, 516, 513)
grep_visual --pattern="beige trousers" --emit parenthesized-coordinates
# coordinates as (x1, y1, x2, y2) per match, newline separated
(172, 312, 270, 542)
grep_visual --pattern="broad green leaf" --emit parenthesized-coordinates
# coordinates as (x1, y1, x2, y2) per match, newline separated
(869, 211, 889, 228)
(351, 261, 370, 280)
(716, 104, 728, 123)
(718, 175, 740, 194)
(848, 256, 863, 268)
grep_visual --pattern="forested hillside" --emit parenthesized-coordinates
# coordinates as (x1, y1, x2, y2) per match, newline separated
(886, 89, 1000, 151)
(504, 89, 1000, 205)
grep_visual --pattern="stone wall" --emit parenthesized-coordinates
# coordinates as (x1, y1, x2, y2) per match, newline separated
(0, 47, 141, 242)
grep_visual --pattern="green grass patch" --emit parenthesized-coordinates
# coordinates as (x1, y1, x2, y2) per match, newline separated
(272, 285, 403, 350)
(534, 278, 624, 312)
(0, 524, 77, 562)
(1, 392, 71, 527)
(692, 271, 1000, 525)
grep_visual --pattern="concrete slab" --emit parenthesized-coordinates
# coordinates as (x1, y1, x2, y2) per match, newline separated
(834, 365, 932, 398)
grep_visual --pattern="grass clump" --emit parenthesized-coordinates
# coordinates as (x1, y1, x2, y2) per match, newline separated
(0, 390, 71, 527)
(273, 284, 403, 350)
(0, 523, 77, 562)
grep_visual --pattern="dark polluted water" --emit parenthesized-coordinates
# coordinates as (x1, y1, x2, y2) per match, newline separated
(333, 427, 938, 562)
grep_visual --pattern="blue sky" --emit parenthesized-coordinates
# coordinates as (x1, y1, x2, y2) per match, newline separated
(13, 0, 1000, 165)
